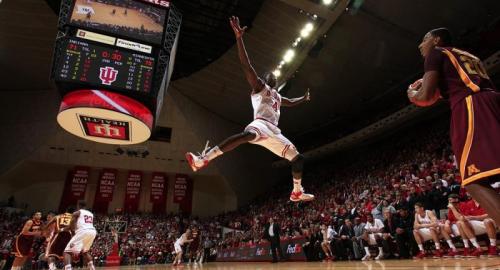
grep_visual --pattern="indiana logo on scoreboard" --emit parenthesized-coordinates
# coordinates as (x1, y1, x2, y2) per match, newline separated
(99, 66, 118, 85)
(79, 115, 130, 141)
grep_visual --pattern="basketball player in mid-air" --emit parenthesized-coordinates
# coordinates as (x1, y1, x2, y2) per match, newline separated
(186, 16, 314, 202)
(407, 28, 500, 224)
(62, 201, 97, 270)
(10, 212, 42, 270)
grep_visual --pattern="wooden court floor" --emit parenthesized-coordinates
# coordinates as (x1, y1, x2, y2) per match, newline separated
(110, 257, 500, 270)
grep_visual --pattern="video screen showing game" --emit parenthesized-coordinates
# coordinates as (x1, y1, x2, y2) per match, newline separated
(70, 0, 166, 44)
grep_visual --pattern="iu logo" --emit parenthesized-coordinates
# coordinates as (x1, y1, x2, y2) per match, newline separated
(79, 115, 130, 140)
(94, 123, 120, 137)
(99, 66, 118, 85)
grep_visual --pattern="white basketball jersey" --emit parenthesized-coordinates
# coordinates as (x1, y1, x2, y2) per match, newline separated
(251, 84, 281, 126)
(417, 210, 432, 225)
(76, 209, 95, 231)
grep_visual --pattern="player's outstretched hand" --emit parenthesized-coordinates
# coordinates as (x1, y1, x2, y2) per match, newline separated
(304, 88, 311, 101)
(230, 16, 247, 39)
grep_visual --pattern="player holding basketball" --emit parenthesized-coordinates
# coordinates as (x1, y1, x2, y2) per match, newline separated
(62, 201, 97, 270)
(407, 28, 500, 224)
(10, 212, 42, 270)
(186, 16, 314, 202)
(43, 207, 75, 270)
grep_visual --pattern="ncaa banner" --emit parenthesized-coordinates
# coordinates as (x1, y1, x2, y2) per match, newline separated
(124, 171, 142, 212)
(173, 174, 188, 203)
(59, 166, 89, 212)
(70, 166, 89, 199)
(95, 169, 117, 201)
(150, 172, 167, 213)
(174, 174, 193, 214)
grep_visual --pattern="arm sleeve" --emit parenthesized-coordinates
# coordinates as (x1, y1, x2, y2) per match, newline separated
(424, 48, 444, 72)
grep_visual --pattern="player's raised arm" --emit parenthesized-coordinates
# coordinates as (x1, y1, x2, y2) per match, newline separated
(230, 16, 265, 93)
(282, 88, 311, 107)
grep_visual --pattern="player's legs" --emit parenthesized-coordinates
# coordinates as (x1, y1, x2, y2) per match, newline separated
(483, 218, 498, 255)
(47, 256, 57, 270)
(10, 257, 27, 270)
(465, 179, 500, 225)
(186, 131, 256, 172)
(321, 241, 332, 258)
(82, 252, 95, 270)
(439, 224, 457, 253)
(63, 252, 72, 270)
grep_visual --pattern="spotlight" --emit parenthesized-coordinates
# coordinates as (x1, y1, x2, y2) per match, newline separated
(304, 22, 314, 32)
(279, 60, 285, 66)
(300, 23, 314, 38)
(323, 0, 333, 5)
(273, 69, 281, 77)
(283, 49, 295, 63)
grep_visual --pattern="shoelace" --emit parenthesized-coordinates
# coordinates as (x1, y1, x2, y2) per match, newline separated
(197, 140, 211, 157)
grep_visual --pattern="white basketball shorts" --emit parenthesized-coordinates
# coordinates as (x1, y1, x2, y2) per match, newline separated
(174, 241, 182, 253)
(244, 119, 299, 161)
(469, 220, 487, 235)
(64, 229, 96, 254)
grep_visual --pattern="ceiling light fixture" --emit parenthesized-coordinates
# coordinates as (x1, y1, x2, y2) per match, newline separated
(283, 49, 295, 63)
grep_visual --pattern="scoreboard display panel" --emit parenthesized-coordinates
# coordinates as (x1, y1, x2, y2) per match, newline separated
(56, 37, 155, 92)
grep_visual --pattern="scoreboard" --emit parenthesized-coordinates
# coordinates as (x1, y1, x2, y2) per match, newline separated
(57, 38, 155, 93)
(52, 0, 181, 145)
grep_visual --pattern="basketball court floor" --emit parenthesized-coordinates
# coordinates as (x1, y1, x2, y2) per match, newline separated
(113, 258, 500, 270)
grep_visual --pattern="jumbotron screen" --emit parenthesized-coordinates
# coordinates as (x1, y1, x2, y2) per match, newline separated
(56, 37, 155, 92)
(70, 0, 167, 44)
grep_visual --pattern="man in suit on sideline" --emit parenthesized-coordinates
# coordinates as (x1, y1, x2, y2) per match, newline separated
(264, 217, 285, 263)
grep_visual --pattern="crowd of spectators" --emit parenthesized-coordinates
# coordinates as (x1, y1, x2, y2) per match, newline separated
(1, 122, 498, 268)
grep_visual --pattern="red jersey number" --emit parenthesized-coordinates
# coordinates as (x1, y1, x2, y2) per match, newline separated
(84, 215, 93, 224)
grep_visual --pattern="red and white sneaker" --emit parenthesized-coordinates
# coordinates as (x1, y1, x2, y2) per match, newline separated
(462, 247, 470, 258)
(488, 246, 498, 257)
(290, 187, 315, 202)
(444, 249, 458, 258)
(432, 249, 443, 258)
(185, 152, 208, 172)
(414, 251, 426, 259)
(186, 141, 212, 172)
(470, 247, 483, 257)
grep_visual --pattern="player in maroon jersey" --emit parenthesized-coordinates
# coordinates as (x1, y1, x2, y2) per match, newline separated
(407, 28, 500, 225)
(187, 227, 201, 264)
(43, 207, 75, 270)
(10, 212, 42, 270)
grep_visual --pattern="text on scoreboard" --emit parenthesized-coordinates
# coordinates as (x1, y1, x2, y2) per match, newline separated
(56, 38, 155, 92)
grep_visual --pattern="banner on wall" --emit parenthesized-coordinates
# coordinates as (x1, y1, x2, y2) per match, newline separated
(175, 174, 193, 214)
(95, 169, 117, 201)
(150, 172, 167, 203)
(59, 166, 90, 212)
(150, 172, 167, 213)
(70, 166, 90, 199)
(124, 171, 142, 212)
(173, 174, 188, 203)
